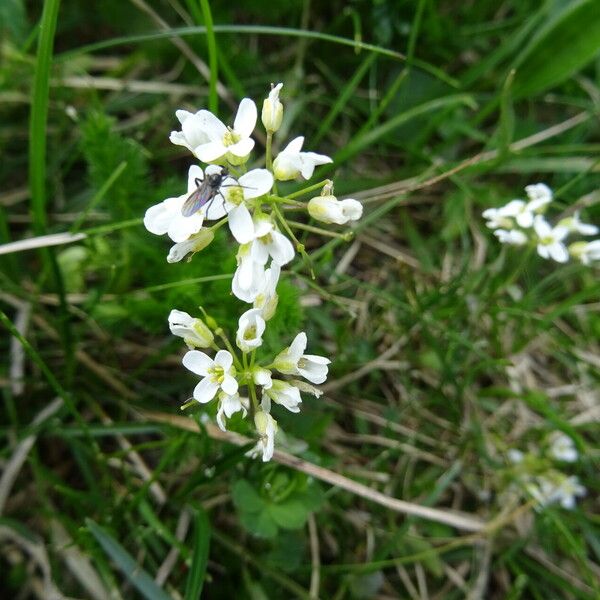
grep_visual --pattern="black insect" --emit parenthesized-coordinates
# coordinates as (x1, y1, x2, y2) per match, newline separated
(181, 167, 229, 218)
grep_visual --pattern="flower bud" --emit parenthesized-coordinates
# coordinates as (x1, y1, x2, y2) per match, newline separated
(308, 194, 363, 225)
(261, 83, 283, 133)
(168, 309, 214, 349)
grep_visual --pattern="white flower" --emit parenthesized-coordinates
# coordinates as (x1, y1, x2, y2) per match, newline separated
(252, 410, 277, 462)
(497, 199, 537, 228)
(549, 434, 578, 462)
(262, 380, 302, 413)
(182, 349, 238, 403)
(525, 183, 553, 209)
(169, 109, 212, 154)
(168, 309, 213, 349)
(247, 215, 295, 266)
(222, 169, 274, 244)
(558, 211, 598, 236)
(569, 240, 600, 265)
(273, 136, 332, 181)
(493, 229, 528, 245)
(216, 391, 247, 432)
(290, 379, 323, 398)
(253, 263, 280, 320)
(527, 474, 586, 510)
(236, 308, 266, 353)
(554, 476, 586, 509)
(253, 366, 273, 390)
(273, 332, 330, 384)
(507, 449, 524, 464)
(308, 194, 363, 225)
(534, 216, 569, 262)
(231, 244, 267, 303)
(482, 207, 513, 230)
(262, 82, 283, 133)
(167, 229, 214, 263)
(144, 165, 227, 243)
(193, 99, 257, 165)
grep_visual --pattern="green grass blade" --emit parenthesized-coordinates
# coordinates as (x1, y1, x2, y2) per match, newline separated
(184, 508, 211, 600)
(512, 0, 600, 97)
(86, 519, 171, 600)
(199, 0, 218, 114)
(29, 0, 60, 235)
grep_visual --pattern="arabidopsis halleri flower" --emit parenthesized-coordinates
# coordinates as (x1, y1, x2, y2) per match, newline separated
(247, 214, 295, 266)
(262, 380, 302, 413)
(534, 216, 569, 262)
(253, 366, 273, 390)
(232, 244, 267, 303)
(169, 109, 211, 154)
(216, 392, 247, 432)
(525, 183, 553, 208)
(167, 228, 214, 263)
(236, 308, 266, 353)
(553, 475, 586, 509)
(482, 207, 513, 230)
(527, 474, 586, 510)
(252, 410, 277, 461)
(308, 194, 363, 225)
(493, 229, 528, 245)
(549, 434, 578, 462)
(273, 332, 330, 384)
(262, 83, 283, 133)
(193, 99, 257, 165)
(273, 136, 332, 181)
(253, 263, 280, 320)
(144, 165, 226, 243)
(169, 309, 214, 349)
(182, 349, 238, 403)
(558, 211, 599, 236)
(507, 449, 524, 464)
(222, 169, 274, 244)
(569, 239, 600, 265)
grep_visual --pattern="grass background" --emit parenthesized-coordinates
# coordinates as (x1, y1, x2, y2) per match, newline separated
(1, 0, 599, 598)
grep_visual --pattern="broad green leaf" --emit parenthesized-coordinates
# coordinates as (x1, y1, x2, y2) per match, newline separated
(232, 479, 264, 513)
(238, 508, 278, 539)
(512, 0, 600, 97)
(268, 499, 309, 530)
(86, 519, 171, 600)
(184, 509, 211, 600)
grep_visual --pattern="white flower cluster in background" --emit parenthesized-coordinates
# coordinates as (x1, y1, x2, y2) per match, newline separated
(483, 184, 599, 264)
(143, 84, 362, 460)
(506, 433, 586, 511)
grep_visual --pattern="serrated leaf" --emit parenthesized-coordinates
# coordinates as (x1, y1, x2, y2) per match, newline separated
(86, 519, 171, 600)
(512, 0, 600, 97)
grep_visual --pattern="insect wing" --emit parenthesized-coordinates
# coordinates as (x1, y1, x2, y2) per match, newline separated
(181, 180, 213, 217)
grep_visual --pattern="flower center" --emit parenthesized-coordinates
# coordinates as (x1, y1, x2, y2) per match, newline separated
(540, 236, 554, 245)
(259, 232, 273, 245)
(227, 186, 244, 206)
(209, 365, 225, 383)
(222, 128, 240, 147)
(298, 358, 307, 369)
(244, 325, 257, 340)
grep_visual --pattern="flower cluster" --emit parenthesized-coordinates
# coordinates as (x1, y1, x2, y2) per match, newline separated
(144, 84, 362, 460)
(506, 433, 585, 510)
(482, 183, 599, 264)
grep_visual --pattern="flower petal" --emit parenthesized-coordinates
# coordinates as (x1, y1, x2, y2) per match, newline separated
(228, 204, 255, 244)
(228, 137, 255, 158)
(214, 350, 233, 371)
(233, 98, 257, 137)
(195, 141, 227, 163)
(269, 231, 295, 265)
(239, 169, 274, 199)
(221, 374, 239, 396)
(193, 377, 219, 403)
(182, 350, 213, 376)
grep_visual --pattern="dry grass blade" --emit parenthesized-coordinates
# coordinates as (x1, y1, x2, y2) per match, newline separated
(142, 410, 486, 532)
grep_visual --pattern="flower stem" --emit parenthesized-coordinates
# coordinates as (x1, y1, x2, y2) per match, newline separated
(215, 327, 243, 371)
(272, 203, 315, 278)
(266, 131, 273, 171)
(286, 179, 331, 200)
(287, 219, 354, 240)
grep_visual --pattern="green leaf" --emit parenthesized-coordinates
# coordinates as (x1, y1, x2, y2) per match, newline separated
(512, 0, 600, 97)
(268, 499, 309, 530)
(232, 479, 264, 513)
(86, 519, 171, 600)
(184, 509, 211, 600)
(238, 508, 278, 539)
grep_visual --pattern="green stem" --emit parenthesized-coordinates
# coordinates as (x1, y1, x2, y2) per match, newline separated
(199, 0, 218, 114)
(287, 219, 354, 240)
(272, 204, 315, 278)
(286, 179, 331, 199)
(215, 328, 243, 371)
(266, 194, 306, 207)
